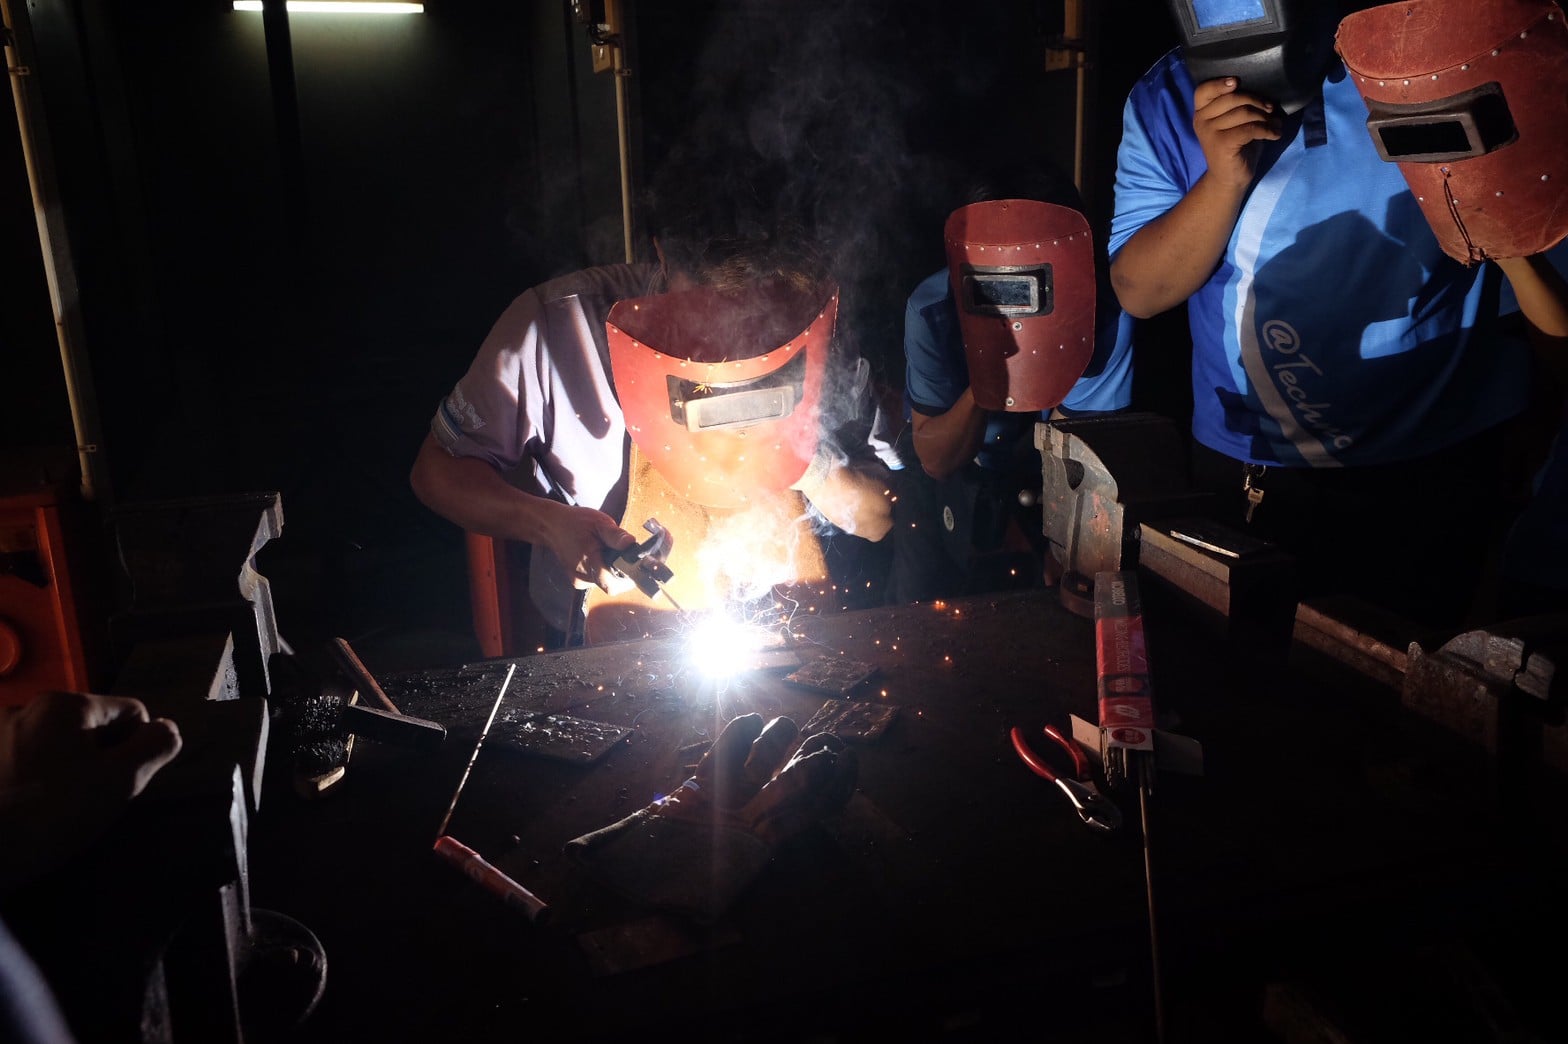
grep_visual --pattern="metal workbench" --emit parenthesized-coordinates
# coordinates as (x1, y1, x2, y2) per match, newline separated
(251, 586, 1568, 1043)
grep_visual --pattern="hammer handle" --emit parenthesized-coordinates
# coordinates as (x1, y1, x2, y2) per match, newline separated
(331, 637, 400, 713)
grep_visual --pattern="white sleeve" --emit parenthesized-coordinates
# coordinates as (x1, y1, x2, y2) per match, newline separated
(430, 290, 544, 473)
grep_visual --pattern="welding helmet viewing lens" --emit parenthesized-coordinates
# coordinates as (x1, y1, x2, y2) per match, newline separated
(667, 350, 807, 432)
(944, 199, 1096, 413)
(959, 264, 1053, 319)
(1363, 82, 1517, 165)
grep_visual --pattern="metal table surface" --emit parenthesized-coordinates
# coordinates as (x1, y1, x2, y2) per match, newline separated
(253, 587, 1568, 1043)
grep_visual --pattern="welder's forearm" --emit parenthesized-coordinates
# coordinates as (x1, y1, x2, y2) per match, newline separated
(1497, 254, 1568, 341)
(1110, 173, 1247, 318)
(409, 434, 563, 545)
(910, 393, 987, 481)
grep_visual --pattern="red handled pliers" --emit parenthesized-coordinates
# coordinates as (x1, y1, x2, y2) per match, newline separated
(1009, 724, 1123, 833)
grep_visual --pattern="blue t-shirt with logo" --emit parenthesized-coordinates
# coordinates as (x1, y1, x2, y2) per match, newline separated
(1110, 49, 1531, 467)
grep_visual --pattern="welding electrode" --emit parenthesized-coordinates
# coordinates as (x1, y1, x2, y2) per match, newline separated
(431, 663, 551, 923)
(434, 662, 515, 840)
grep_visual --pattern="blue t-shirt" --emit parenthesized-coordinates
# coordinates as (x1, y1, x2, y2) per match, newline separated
(902, 270, 1135, 471)
(1110, 50, 1531, 468)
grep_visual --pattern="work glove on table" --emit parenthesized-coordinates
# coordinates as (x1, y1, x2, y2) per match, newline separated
(564, 713, 857, 923)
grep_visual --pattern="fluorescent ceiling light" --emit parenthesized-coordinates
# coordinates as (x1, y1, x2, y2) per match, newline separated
(233, 2, 425, 13)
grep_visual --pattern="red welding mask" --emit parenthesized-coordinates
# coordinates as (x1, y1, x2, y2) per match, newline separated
(944, 199, 1097, 413)
(1336, 0, 1568, 263)
(606, 280, 835, 509)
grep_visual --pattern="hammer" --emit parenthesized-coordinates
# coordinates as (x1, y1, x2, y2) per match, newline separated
(289, 639, 446, 799)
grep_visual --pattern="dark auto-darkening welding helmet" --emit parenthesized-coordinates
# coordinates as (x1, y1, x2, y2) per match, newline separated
(1166, 0, 1343, 113)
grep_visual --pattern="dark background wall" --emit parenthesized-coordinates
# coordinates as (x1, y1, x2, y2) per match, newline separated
(1, 0, 1181, 668)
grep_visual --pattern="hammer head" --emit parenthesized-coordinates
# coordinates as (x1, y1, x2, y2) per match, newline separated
(277, 650, 447, 800)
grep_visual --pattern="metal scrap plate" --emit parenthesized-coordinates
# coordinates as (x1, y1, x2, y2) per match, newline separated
(802, 698, 898, 742)
(489, 712, 633, 765)
(784, 657, 878, 696)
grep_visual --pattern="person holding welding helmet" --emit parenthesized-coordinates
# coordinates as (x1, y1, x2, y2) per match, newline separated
(886, 153, 1135, 604)
(1107, 0, 1568, 628)
(410, 147, 894, 649)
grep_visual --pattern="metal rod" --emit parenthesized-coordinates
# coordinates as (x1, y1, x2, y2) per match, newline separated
(434, 662, 516, 841)
(260, 0, 309, 242)
(1070, 1, 1086, 195)
(612, 22, 633, 264)
(2, 0, 108, 503)
(660, 585, 686, 618)
(1138, 752, 1166, 1044)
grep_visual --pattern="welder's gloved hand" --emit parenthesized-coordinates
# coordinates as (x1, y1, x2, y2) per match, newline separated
(564, 713, 857, 922)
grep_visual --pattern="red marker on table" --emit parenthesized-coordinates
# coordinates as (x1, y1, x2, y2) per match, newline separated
(432, 834, 549, 923)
